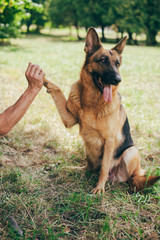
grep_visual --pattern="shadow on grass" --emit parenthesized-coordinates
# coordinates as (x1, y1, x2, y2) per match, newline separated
(0, 43, 35, 53)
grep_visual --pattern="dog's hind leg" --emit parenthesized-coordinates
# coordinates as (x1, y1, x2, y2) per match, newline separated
(121, 146, 160, 192)
(122, 146, 145, 178)
(114, 147, 144, 183)
(43, 77, 78, 128)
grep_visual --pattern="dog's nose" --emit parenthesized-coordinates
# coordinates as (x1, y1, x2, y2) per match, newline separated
(115, 74, 121, 83)
(112, 74, 121, 85)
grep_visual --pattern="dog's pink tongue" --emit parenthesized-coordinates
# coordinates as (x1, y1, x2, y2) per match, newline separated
(103, 85, 112, 103)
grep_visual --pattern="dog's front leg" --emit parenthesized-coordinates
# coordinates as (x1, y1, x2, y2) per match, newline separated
(43, 77, 78, 128)
(92, 138, 114, 194)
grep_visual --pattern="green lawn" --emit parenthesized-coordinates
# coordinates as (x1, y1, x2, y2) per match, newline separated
(0, 33, 160, 239)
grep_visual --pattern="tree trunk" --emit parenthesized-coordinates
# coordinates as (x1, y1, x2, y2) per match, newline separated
(26, 17, 32, 33)
(116, 32, 119, 43)
(69, 26, 72, 36)
(27, 24, 30, 33)
(36, 25, 41, 33)
(128, 31, 133, 45)
(101, 26, 105, 41)
(73, 11, 81, 40)
(75, 25, 81, 40)
(134, 35, 138, 45)
(146, 30, 157, 45)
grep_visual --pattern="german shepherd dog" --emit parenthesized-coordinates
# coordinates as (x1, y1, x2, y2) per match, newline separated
(43, 27, 159, 194)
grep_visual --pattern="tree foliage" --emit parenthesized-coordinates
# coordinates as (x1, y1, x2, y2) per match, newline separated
(48, 0, 160, 44)
(0, 0, 160, 45)
(0, 0, 22, 39)
(142, 0, 160, 45)
(111, 0, 145, 44)
(0, 0, 47, 39)
(21, 0, 47, 33)
(49, 0, 86, 39)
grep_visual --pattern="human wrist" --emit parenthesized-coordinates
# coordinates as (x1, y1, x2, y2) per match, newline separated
(27, 85, 42, 94)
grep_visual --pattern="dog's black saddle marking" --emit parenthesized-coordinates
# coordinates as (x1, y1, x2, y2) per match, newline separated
(114, 117, 134, 159)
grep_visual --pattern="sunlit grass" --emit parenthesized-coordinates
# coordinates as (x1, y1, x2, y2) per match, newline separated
(0, 33, 160, 239)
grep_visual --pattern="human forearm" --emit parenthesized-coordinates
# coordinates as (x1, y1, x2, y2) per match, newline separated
(0, 87, 40, 135)
(0, 63, 44, 135)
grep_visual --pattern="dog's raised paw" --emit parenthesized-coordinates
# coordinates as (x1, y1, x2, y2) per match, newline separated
(46, 89, 51, 93)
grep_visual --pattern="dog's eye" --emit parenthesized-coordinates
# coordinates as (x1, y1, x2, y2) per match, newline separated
(99, 56, 109, 64)
(100, 56, 109, 64)
(116, 61, 120, 68)
(100, 58, 106, 63)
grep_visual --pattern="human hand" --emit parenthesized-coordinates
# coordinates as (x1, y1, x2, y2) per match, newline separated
(25, 63, 45, 91)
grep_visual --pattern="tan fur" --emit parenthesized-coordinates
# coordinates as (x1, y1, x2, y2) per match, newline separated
(43, 28, 159, 194)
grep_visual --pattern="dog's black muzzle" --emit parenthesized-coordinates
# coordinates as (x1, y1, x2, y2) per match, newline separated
(102, 71, 121, 86)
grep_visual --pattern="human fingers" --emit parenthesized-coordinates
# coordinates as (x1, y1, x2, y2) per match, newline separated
(34, 66, 42, 79)
(25, 62, 32, 78)
(39, 71, 45, 81)
(29, 64, 39, 78)
(35, 71, 45, 89)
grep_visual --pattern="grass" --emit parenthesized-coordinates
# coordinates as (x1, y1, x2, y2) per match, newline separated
(0, 31, 160, 239)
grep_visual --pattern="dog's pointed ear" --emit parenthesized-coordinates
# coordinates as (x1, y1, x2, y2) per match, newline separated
(112, 36, 127, 55)
(84, 27, 102, 57)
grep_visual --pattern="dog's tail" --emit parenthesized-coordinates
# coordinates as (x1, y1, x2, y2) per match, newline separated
(128, 175, 160, 193)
